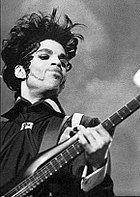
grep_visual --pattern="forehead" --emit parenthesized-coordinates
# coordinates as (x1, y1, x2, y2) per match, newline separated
(37, 39, 66, 55)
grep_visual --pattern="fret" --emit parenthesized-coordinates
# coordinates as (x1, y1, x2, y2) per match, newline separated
(37, 170, 47, 181)
(118, 106, 131, 119)
(108, 117, 115, 127)
(60, 153, 67, 163)
(74, 141, 83, 152)
(11, 186, 27, 197)
(21, 178, 35, 195)
(32, 173, 44, 185)
(15, 181, 29, 196)
(39, 163, 53, 179)
(102, 119, 115, 131)
(3, 95, 140, 197)
(71, 144, 80, 154)
(57, 153, 67, 166)
(63, 149, 73, 161)
(14, 184, 21, 192)
(65, 149, 74, 159)
(36, 174, 45, 183)
(127, 99, 140, 112)
(17, 181, 27, 192)
(5, 178, 31, 197)
(18, 183, 31, 197)
(73, 141, 83, 156)
(109, 112, 123, 125)
(47, 162, 57, 173)
(39, 170, 49, 180)
(39, 176, 45, 183)
(52, 157, 62, 169)
(67, 144, 78, 157)
(10, 185, 20, 196)
(102, 96, 140, 133)
(24, 183, 33, 195)
(136, 95, 140, 103)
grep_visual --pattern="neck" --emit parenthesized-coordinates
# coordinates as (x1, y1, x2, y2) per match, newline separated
(20, 81, 58, 104)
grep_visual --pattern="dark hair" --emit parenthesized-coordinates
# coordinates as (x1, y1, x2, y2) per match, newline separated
(1, 9, 84, 92)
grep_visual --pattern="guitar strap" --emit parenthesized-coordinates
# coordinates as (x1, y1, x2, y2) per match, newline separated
(38, 115, 69, 154)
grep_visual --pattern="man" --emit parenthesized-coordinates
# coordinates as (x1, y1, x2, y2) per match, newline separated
(0, 9, 114, 196)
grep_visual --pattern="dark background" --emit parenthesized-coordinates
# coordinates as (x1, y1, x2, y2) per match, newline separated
(1, 0, 140, 195)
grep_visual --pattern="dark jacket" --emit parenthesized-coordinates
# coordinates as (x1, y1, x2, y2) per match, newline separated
(0, 98, 114, 197)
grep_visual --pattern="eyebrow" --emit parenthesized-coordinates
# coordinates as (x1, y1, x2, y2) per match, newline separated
(36, 48, 67, 59)
(36, 48, 53, 55)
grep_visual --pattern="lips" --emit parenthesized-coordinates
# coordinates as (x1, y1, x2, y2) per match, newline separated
(49, 68, 63, 78)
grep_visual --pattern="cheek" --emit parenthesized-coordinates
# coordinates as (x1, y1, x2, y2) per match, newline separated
(62, 70, 67, 83)
(29, 60, 47, 80)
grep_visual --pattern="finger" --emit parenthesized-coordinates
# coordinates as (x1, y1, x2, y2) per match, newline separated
(77, 125, 95, 143)
(77, 128, 97, 153)
(78, 130, 88, 147)
(94, 124, 108, 135)
(84, 128, 112, 154)
(94, 124, 113, 142)
(78, 125, 109, 147)
(83, 129, 97, 144)
(86, 129, 106, 152)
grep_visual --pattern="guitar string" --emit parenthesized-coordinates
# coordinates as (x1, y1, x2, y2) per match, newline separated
(5, 103, 133, 196)
(5, 96, 140, 196)
(5, 140, 81, 196)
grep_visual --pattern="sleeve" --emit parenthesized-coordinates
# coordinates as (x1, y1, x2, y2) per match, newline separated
(0, 120, 9, 148)
(81, 155, 110, 192)
(52, 113, 115, 197)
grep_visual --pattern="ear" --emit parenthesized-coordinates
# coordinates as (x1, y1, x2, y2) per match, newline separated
(14, 65, 26, 79)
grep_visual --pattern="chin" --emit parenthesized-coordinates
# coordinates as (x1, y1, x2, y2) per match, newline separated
(41, 82, 60, 93)
(46, 78, 61, 88)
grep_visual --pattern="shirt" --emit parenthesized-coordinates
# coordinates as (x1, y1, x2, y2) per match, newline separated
(0, 97, 114, 197)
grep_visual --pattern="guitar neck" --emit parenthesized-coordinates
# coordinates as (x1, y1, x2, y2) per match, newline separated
(3, 95, 140, 197)
(102, 95, 140, 135)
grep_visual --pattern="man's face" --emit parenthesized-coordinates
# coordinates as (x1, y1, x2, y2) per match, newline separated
(26, 39, 68, 95)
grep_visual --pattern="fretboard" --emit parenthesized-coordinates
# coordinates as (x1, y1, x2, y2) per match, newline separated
(3, 95, 140, 197)
(102, 95, 140, 135)
(3, 140, 83, 197)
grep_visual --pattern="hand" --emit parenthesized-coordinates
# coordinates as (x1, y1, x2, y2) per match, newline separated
(77, 124, 112, 170)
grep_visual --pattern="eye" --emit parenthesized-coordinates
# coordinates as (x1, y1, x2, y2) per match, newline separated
(61, 61, 67, 68)
(60, 59, 72, 71)
(39, 54, 50, 60)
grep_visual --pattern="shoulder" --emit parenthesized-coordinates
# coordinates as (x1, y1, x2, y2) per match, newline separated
(0, 118, 13, 146)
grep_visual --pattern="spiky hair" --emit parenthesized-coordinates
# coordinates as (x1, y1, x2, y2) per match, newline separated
(1, 9, 83, 92)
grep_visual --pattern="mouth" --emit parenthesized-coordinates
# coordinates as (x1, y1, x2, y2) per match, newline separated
(49, 69, 63, 79)
(51, 69, 62, 75)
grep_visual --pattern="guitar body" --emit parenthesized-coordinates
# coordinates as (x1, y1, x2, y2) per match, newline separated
(25, 134, 78, 177)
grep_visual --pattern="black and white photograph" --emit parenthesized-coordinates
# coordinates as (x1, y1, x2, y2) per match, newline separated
(1, 0, 140, 196)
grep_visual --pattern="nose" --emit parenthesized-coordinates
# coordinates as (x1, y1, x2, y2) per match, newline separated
(51, 56, 62, 69)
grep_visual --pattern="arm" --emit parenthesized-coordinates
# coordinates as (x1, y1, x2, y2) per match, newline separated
(56, 114, 115, 196)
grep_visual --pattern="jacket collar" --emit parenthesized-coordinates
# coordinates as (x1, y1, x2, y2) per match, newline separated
(1, 97, 65, 120)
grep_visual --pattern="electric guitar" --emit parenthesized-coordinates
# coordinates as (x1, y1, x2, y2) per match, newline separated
(2, 95, 140, 197)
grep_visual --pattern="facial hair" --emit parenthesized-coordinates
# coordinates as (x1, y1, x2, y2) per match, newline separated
(29, 68, 64, 84)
